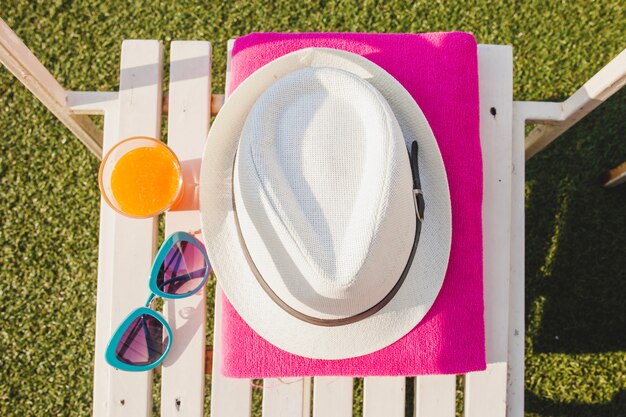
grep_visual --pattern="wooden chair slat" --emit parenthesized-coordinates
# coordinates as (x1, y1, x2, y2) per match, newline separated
(160, 40, 212, 417)
(92, 104, 121, 417)
(262, 378, 311, 417)
(209, 40, 254, 417)
(209, 286, 253, 417)
(414, 375, 456, 417)
(508, 82, 528, 417)
(464, 45, 514, 417)
(465, 364, 508, 417)
(312, 377, 353, 417)
(94, 39, 163, 417)
(363, 377, 405, 417)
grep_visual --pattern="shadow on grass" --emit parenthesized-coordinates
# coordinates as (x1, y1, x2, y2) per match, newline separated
(525, 89, 626, 355)
(524, 89, 626, 417)
(527, 390, 626, 417)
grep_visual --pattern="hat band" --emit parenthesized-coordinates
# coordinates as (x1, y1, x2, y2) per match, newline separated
(232, 141, 425, 327)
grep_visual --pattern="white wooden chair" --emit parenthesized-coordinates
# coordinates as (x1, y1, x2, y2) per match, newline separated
(2, 18, 625, 416)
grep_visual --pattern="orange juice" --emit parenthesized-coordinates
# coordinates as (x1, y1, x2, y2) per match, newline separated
(109, 145, 181, 217)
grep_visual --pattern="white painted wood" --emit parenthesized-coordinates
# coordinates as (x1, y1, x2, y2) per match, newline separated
(262, 378, 311, 417)
(66, 91, 119, 115)
(508, 104, 527, 417)
(414, 375, 456, 417)
(97, 40, 163, 417)
(160, 41, 212, 417)
(209, 287, 252, 417)
(92, 100, 121, 417)
(464, 45, 513, 417)
(262, 374, 313, 416)
(210, 39, 253, 417)
(166, 93, 223, 117)
(225, 39, 235, 96)
(525, 48, 626, 159)
(414, 372, 456, 416)
(513, 101, 562, 124)
(0, 18, 103, 157)
(465, 364, 508, 417)
(312, 377, 352, 417)
(363, 377, 405, 417)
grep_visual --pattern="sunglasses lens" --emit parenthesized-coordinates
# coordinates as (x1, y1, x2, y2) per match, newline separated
(156, 239, 209, 296)
(115, 314, 169, 367)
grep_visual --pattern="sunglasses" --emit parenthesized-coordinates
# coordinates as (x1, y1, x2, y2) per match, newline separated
(105, 231, 211, 372)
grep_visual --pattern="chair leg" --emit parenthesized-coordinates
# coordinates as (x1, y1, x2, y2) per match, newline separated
(602, 161, 626, 187)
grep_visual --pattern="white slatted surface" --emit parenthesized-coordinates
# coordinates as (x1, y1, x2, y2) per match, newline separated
(160, 41, 212, 417)
(210, 41, 520, 417)
(93, 40, 163, 417)
(88, 38, 522, 417)
(262, 378, 311, 417)
(210, 39, 253, 417)
(313, 377, 353, 417)
(92, 84, 121, 417)
(414, 375, 456, 417)
(464, 45, 514, 417)
(413, 372, 456, 416)
(363, 377, 405, 417)
(508, 101, 527, 417)
(210, 288, 252, 417)
(261, 376, 313, 416)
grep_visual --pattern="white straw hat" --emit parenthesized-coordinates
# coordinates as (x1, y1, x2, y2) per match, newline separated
(200, 48, 451, 359)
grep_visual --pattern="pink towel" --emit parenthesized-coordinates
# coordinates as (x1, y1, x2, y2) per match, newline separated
(221, 32, 485, 377)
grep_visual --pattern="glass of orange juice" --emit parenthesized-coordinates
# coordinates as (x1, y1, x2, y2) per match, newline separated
(99, 137, 183, 218)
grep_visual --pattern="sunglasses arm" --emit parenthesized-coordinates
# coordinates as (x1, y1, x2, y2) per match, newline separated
(145, 293, 157, 308)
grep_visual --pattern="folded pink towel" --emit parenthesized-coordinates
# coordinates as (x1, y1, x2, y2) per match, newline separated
(221, 32, 485, 377)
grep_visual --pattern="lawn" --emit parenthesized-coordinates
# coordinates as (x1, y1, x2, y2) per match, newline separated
(1, 1, 625, 416)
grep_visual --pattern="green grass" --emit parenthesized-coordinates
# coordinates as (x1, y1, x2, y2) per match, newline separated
(1, 1, 625, 416)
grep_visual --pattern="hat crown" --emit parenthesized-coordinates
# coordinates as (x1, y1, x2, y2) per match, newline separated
(235, 67, 416, 320)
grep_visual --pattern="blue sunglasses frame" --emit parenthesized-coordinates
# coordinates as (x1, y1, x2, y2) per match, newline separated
(105, 231, 211, 372)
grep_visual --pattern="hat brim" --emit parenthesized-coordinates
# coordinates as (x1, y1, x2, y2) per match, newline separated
(200, 48, 452, 359)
